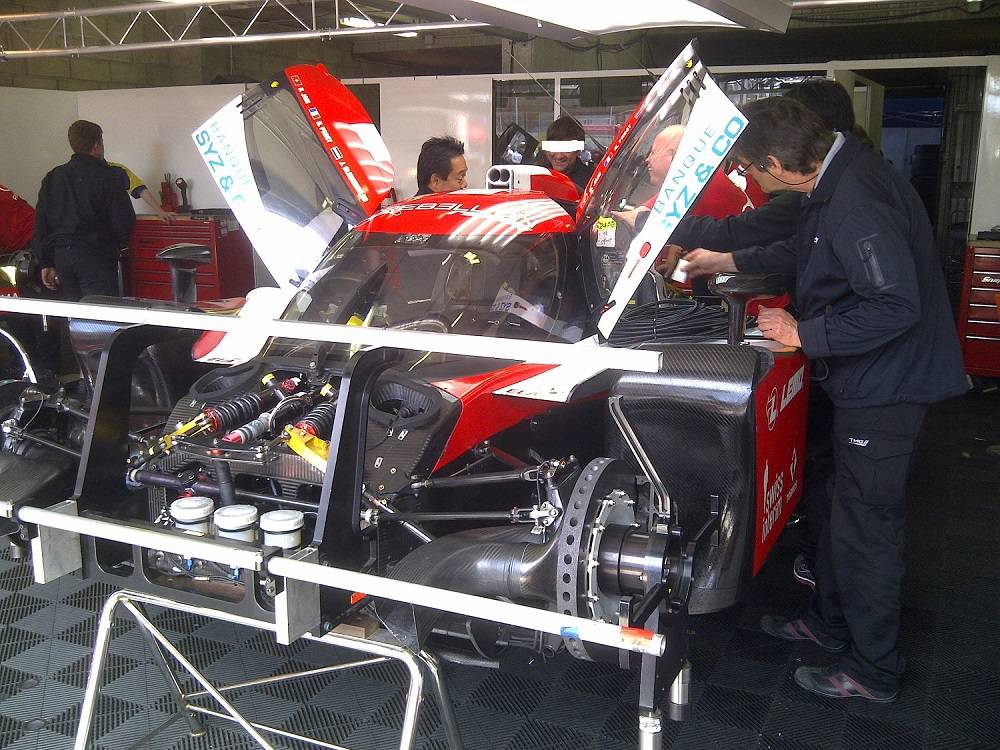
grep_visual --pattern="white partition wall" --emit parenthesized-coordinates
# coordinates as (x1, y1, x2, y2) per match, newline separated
(77, 84, 246, 213)
(971, 57, 1000, 235)
(374, 76, 493, 198)
(0, 88, 79, 205)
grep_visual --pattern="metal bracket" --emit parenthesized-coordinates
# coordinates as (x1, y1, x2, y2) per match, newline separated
(274, 546, 321, 646)
(29, 499, 83, 584)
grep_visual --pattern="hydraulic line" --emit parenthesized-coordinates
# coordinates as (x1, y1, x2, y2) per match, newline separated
(213, 459, 237, 507)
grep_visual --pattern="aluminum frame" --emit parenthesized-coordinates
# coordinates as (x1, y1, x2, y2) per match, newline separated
(74, 589, 461, 750)
(0, 1, 487, 60)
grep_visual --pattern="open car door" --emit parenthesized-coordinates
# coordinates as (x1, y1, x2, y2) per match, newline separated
(193, 64, 394, 290)
(574, 42, 749, 338)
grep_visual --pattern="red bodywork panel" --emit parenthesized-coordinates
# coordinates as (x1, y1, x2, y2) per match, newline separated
(284, 64, 394, 219)
(431, 362, 557, 470)
(360, 191, 574, 238)
(752, 350, 809, 574)
(527, 170, 580, 203)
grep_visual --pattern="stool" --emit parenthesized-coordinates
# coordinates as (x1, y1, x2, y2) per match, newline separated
(156, 243, 212, 304)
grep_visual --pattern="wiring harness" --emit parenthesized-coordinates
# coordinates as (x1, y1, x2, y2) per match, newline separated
(608, 298, 730, 347)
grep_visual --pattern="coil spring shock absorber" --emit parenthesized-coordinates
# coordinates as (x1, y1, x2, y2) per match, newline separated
(295, 401, 337, 441)
(204, 390, 281, 434)
(222, 395, 312, 444)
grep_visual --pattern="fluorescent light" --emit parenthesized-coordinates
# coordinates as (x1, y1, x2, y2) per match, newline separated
(394, 31, 419, 37)
(341, 16, 377, 29)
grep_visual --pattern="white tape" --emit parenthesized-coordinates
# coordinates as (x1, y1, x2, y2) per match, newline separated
(671, 257, 691, 283)
(268, 556, 665, 657)
(0, 297, 662, 373)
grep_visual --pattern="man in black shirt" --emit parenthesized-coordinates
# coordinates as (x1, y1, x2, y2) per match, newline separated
(34, 120, 135, 300)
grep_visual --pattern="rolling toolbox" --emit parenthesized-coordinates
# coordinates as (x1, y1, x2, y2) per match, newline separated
(957, 240, 1000, 378)
(124, 214, 254, 302)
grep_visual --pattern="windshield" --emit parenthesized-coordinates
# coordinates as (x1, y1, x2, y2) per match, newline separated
(231, 87, 350, 285)
(264, 229, 587, 360)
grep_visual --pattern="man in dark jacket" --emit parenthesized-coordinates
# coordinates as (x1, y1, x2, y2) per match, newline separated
(34, 120, 135, 300)
(686, 96, 966, 702)
(536, 116, 594, 191)
(669, 78, 859, 593)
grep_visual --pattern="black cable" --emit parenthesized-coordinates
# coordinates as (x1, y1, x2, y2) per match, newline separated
(608, 298, 730, 347)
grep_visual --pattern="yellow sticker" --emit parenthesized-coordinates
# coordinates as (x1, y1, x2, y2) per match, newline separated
(596, 217, 617, 248)
(464, 251, 481, 265)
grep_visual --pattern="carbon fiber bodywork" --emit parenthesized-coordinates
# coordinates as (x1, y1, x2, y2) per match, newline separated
(610, 343, 771, 614)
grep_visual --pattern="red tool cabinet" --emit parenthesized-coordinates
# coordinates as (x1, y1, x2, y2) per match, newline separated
(957, 241, 1000, 378)
(124, 215, 255, 302)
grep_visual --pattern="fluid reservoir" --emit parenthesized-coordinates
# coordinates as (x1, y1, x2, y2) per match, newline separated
(168, 496, 215, 534)
(214, 505, 259, 543)
(260, 509, 305, 550)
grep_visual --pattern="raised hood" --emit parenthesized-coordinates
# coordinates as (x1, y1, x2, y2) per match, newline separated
(193, 64, 394, 290)
(575, 41, 749, 338)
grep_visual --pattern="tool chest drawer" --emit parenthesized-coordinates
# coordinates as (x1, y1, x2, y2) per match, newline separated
(124, 215, 254, 302)
(957, 243, 1000, 377)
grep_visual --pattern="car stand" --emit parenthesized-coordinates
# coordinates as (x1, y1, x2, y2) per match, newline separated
(74, 588, 462, 750)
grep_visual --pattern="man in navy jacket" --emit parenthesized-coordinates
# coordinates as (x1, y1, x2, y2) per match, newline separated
(686, 96, 966, 702)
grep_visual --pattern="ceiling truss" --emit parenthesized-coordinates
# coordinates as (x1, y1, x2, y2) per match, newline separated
(0, 0, 488, 60)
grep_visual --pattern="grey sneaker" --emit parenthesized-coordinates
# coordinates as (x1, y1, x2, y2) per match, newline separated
(794, 665, 897, 702)
(760, 615, 848, 653)
(793, 553, 816, 590)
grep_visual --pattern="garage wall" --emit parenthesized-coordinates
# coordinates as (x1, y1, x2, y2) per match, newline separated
(0, 88, 79, 205)
(77, 84, 247, 213)
(375, 76, 494, 198)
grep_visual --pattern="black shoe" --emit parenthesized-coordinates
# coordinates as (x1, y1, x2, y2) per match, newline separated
(760, 615, 848, 653)
(793, 553, 816, 590)
(794, 665, 897, 702)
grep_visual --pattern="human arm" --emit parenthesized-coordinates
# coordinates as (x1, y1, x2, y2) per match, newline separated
(107, 175, 137, 248)
(683, 248, 738, 277)
(796, 202, 921, 359)
(668, 191, 802, 251)
(138, 186, 174, 222)
(33, 174, 55, 268)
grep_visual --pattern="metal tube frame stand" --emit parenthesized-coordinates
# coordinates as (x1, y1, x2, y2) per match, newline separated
(74, 590, 463, 750)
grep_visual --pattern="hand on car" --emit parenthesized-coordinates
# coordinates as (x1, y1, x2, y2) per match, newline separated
(609, 206, 648, 231)
(41, 267, 59, 291)
(757, 306, 801, 348)
(682, 248, 737, 278)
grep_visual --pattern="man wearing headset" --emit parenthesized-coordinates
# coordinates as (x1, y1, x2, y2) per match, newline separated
(686, 96, 965, 703)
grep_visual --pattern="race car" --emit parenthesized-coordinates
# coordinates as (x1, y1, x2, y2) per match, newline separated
(0, 42, 807, 738)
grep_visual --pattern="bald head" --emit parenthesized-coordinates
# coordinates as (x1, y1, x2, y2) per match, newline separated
(647, 125, 684, 186)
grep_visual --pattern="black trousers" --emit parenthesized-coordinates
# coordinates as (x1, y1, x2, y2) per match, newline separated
(799, 383, 836, 566)
(54, 246, 119, 301)
(804, 401, 927, 691)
